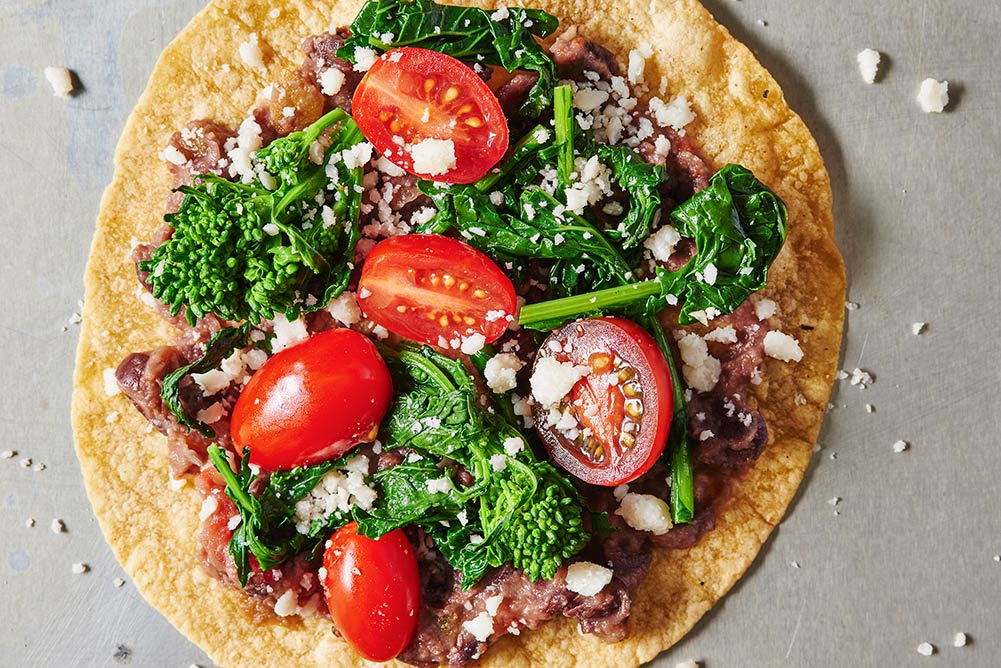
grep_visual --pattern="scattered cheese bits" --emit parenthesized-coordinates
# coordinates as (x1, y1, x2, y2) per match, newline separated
(764, 331, 804, 363)
(462, 610, 495, 642)
(51, 519, 66, 534)
(755, 298, 777, 320)
(911, 322, 927, 335)
(103, 368, 121, 396)
(675, 661, 700, 668)
(892, 439, 909, 453)
(44, 66, 74, 97)
(615, 493, 672, 535)
(530, 357, 589, 407)
(353, 46, 379, 72)
(856, 49, 881, 84)
(270, 313, 309, 353)
(0, 450, 14, 459)
(917, 78, 949, 113)
(113, 578, 126, 588)
(643, 225, 681, 262)
(565, 561, 614, 596)
(198, 495, 219, 521)
(238, 33, 265, 69)
(319, 67, 346, 96)
(409, 138, 456, 176)
(650, 94, 696, 131)
(460, 333, 487, 355)
(849, 367, 874, 388)
(703, 325, 737, 344)
(677, 332, 721, 393)
(953, 632, 968, 647)
(484, 353, 525, 394)
(71, 563, 90, 575)
(916, 642, 935, 656)
(273, 589, 300, 617)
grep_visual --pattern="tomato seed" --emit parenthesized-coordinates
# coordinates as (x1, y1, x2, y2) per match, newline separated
(443, 86, 459, 102)
(473, 288, 487, 298)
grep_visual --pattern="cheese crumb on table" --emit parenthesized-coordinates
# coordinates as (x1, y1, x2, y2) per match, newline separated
(917, 78, 949, 113)
(856, 49, 881, 84)
(675, 661, 700, 668)
(71, 562, 90, 575)
(892, 439, 909, 453)
(44, 67, 75, 97)
(916, 642, 935, 656)
(565, 561, 614, 596)
(953, 631, 968, 647)
(51, 519, 65, 534)
(911, 322, 927, 335)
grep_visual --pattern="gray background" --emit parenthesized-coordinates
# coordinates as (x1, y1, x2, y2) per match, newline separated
(1, 0, 998, 666)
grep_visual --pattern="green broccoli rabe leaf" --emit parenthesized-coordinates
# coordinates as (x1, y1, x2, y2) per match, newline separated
(161, 324, 257, 438)
(337, 0, 559, 117)
(207, 445, 351, 587)
(141, 109, 364, 325)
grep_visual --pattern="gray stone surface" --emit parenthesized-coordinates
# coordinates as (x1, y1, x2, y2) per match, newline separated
(0, 1, 998, 666)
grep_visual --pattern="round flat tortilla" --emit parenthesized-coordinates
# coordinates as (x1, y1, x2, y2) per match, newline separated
(72, 0, 845, 666)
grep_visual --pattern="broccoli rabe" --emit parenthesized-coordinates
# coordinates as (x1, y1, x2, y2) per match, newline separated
(142, 108, 365, 325)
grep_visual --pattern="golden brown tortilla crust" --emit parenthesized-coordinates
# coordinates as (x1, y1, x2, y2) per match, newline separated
(71, 0, 845, 665)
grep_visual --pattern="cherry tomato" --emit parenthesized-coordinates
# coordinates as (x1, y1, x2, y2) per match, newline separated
(230, 329, 392, 471)
(322, 522, 420, 662)
(531, 317, 673, 486)
(358, 234, 517, 348)
(352, 47, 509, 183)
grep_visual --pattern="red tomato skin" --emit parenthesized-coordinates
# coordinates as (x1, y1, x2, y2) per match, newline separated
(352, 47, 509, 183)
(323, 522, 421, 662)
(230, 329, 392, 471)
(358, 234, 517, 348)
(532, 317, 673, 486)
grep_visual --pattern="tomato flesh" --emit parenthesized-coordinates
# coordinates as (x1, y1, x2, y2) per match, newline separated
(352, 47, 509, 183)
(358, 234, 517, 348)
(322, 522, 420, 662)
(531, 318, 673, 486)
(230, 329, 392, 471)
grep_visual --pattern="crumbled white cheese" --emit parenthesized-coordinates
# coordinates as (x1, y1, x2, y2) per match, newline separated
(489, 454, 508, 472)
(701, 262, 718, 286)
(502, 436, 525, 457)
(755, 298, 777, 320)
(849, 367, 873, 388)
(565, 561, 614, 596)
(325, 291, 362, 326)
(615, 493, 672, 535)
(643, 225, 681, 262)
(703, 326, 737, 344)
(911, 322, 927, 335)
(461, 333, 487, 355)
(113, 578, 125, 588)
(44, 67, 74, 97)
(674, 661, 700, 668)
(270, 313, 309, 353)
(159, 145, 187, 166)
(530, 357, 589, 407)
(954, 632, 968, 647)
(195, 402, 226, 424)
(293, 465, 377, 534)
(916, 642, 935, 656)
(198, 495, 219, 521)
(490, 6, 510, 21)
(103, 368, 121, 396)
(409, 138, 456, 176)
(274, 589, 300, 617)
(227, 515, 242, 531)
(627, 47, 651, 84)
(764, 331, 804, 363)
(484, 594, 503, 616)
(484, 353, 525, 394)
(71, 562, 90, 575)
(353, 47, 379, 72)
(677, 333, 721, 393)
(227, 117, 263, 183)
(857, 49, 881, 84)
(462, 611, 495, 642)
(649, 94, 695, 131)
(426, 477, 452, 495)
(319, 67, 346, 96)
(917, 78, 949, 113)
(51, 519, 65, 534)
(239, 33, 265, 69)
(892, 439, 909, 453)
(0, 450, 14, 459)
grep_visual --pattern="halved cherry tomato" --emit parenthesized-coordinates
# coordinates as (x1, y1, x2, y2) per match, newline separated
(531, 317, 673, 486)
(352, 47, 509, 183)
(322, 522, 420, 662)
(230, 329, 392, 471)
(358, 234, 517, 348)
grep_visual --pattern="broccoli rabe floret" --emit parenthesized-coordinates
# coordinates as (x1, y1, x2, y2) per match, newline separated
(141, 108, 363, 325)
(498, 463, 589, 581)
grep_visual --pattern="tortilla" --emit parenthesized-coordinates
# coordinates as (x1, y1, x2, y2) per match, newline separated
(71, 0, 845, 666)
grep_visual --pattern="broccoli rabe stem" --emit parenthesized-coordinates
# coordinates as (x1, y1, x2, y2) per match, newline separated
(553, 84, 574, 188)
(517, 277, 663, 328)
